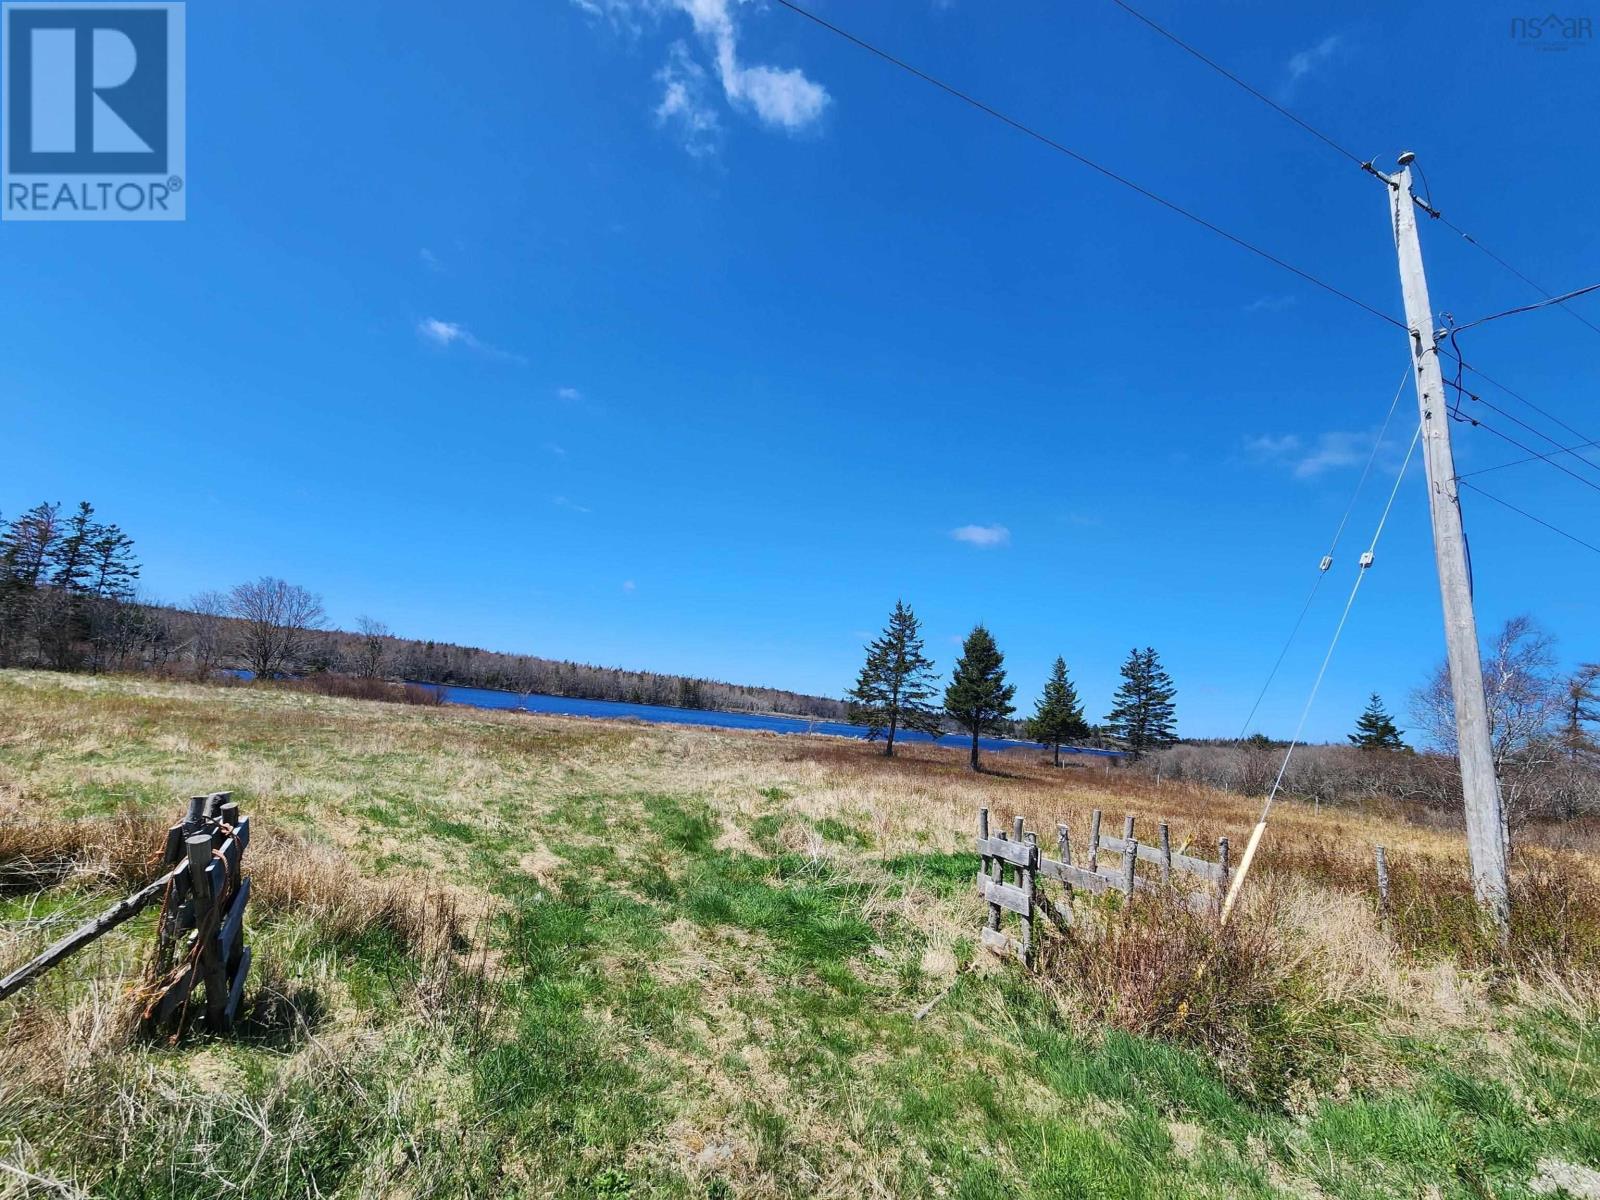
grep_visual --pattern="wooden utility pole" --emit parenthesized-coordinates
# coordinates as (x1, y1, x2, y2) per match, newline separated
(1381, 152, 1510, 929)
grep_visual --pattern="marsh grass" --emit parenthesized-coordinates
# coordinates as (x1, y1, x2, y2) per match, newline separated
(2, 669, 1599, 1198)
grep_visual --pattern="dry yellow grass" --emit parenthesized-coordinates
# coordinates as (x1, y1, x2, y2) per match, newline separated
(3, 668, 1599, 1199)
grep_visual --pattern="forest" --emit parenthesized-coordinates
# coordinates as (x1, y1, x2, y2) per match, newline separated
(0, 500, 848, 719)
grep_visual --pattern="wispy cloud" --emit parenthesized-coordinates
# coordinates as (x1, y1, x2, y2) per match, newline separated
(1282, 33, 1344, 99)
(553, 495, 592, 514)
(556, 386, 584, 403)
(951, 523, 1011, 548)
(574, 0, 830, 155)
(419, 247, 444, 272)
(1244, 294, 1297, 314)
(622, 579, 637, 592)
(415, 317, 526, 365)
(655, 41, 721, 157)
(544, 442, 567, 457)
(1247, 429, 1391, 479)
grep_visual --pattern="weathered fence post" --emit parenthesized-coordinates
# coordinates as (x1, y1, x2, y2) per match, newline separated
(1121, 838, 1138, 898)
(1056, 823, 1072, 895)
(1088, 809, 1102, 874)
(1375, 845, 1390, 922)
(1020, 831, 1037, 966)
(1158, 822, 1172, 886)
(185, 833, 230, 1030)
(979, 808, 1001, 934)
(1216, 836, 1231, 909)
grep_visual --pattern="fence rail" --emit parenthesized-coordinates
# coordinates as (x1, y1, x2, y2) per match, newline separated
(977, 807, 1231, 966)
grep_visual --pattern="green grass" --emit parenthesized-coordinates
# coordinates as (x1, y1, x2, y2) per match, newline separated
(2, 671, 1598, 1198)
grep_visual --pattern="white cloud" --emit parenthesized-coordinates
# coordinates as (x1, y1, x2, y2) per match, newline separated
(575, 0, 830, 153)
(415, 317, 526, 365)
(655, 42, 721, 156)
(544, 442, 567, 456)
(951, 523, 1011, 548)
(688, 0, 830, 131)
(1248, 429, 1390, 479)
(419, 247, 443, 272)
(1282, 33, 1343, 98)
(553, 495, 592, 513)
(622, 579, 637, 592)
(556, 386, 584, 402)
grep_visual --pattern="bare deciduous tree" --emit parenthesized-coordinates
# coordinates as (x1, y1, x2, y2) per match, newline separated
(1410, 615, 1560, 771)
(187, 589, 231, 678)
(353, 615, 391, 679)
(228, 577, 326, 680)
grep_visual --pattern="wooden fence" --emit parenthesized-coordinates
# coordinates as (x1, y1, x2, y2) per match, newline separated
(0, 792, 253, 1036)
(143, 792, 254, 1033)
(977, 807, 1231, 966)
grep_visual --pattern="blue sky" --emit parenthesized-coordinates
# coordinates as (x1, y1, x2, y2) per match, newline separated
(4, 0, 1598, 742)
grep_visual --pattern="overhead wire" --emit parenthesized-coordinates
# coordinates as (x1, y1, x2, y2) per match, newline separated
(1442, 395, 1600, 497)
(768, 0, 1404, 330)
(1457, 437, 1600, 480)
(1091, 0, 1600, 344)
(1433, 214, 1600, 341)
(1449, 281, 1600, 335)
(1457, 481, 1600, 558)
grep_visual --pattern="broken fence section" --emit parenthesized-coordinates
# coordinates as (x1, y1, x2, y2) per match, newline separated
(0, 791, 253, 1037)
(976, 807, 1231, 967)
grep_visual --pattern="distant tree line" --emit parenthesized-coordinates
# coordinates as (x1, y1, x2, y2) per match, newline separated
(846, 600, 1179, 770)
(1144, 615, 1600, 827)
(0, 501, 850, 720)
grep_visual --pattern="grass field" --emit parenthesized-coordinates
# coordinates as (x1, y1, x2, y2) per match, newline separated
(2, 669, 1598, 1199)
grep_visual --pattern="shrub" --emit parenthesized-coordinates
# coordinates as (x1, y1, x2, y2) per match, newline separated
(1036, 891, 1372, 1104)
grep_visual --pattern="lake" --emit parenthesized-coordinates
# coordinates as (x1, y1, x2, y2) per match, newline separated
(427, 683, 1123, 757)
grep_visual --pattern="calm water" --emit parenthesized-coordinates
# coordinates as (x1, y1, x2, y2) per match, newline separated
(427, 683, 1122, 758)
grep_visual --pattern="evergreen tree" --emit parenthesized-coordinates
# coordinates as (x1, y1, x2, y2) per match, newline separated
(944, 624, 1016, 772)
(1560, 664, 1600, 764)
(0, 503, 62, 666)
(87, 523, 139, 600)
(846, 600, 942, 756)
(1103, 646, 1177, 755)
(1348, 692, 1407, 750)
(1026, 656, 1089, 767)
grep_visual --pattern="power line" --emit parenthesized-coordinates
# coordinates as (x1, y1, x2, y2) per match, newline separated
(1098, 0, 1365, 167)
(1236, 366, 1410, 738)
(1433, 214, 1600, 341)
(769, 0, 1404, 330)
(1434, 342, 1600, 454)
(1091, 0, 1600, 346)
(1447, 405, 1600, 497)
(1459, 480, 1600, 557)
(1450, 281, 1600, 334)
(1458, 437, 1600, 480)
(1442, 377, 1600, 479)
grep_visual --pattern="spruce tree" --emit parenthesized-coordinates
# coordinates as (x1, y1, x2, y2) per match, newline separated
(1348, 692, 1406, 750)
(1026, 656, 1089, 767)
(944, 624, 1016, 772)
(1103, 646, 1177, 755)
(846, 600, 942, 756)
